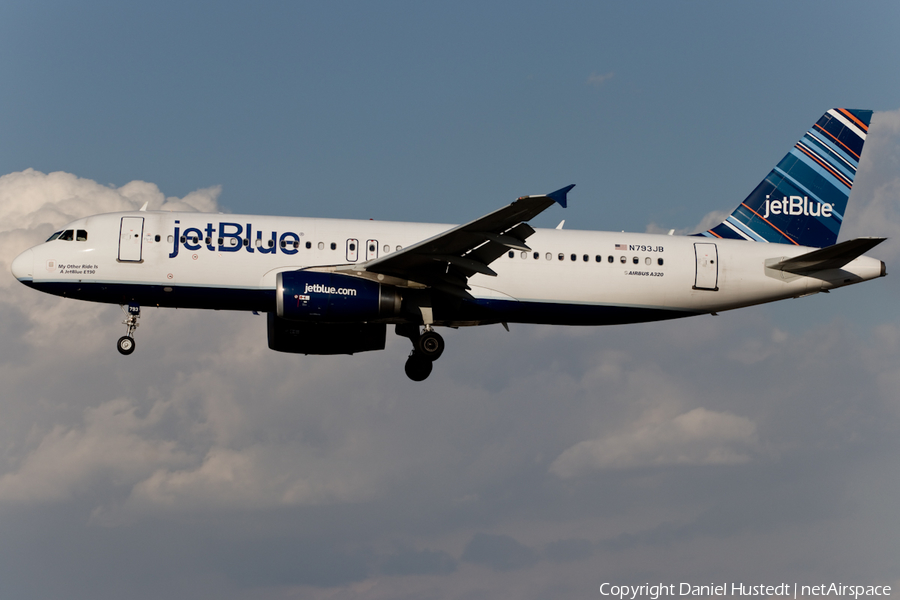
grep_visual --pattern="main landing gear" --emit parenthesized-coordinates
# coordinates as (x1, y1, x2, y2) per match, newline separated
(397, 324, 445, 382)
(117, 303, 140, 355)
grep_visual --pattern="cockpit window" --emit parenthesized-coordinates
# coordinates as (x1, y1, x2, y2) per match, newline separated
(76, 230, 88, 241)
(58, 230, 74, 241)
(46, 231, 63, 242)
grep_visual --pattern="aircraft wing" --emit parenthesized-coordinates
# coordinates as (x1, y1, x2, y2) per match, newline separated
(353, 185, 573, 297)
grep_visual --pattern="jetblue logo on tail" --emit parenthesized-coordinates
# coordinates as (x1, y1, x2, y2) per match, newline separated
(762, 196, 833, 219)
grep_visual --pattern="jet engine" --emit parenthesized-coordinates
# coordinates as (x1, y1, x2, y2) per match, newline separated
(276, 270, 401, 322)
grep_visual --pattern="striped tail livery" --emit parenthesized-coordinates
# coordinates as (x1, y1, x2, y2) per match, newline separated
(698, 108, 872, 248)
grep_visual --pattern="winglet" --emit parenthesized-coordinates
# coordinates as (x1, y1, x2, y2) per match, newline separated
(547, 184, 574, 208)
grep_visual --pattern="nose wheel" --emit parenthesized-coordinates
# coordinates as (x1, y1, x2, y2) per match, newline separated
(117, 303, 140, 355)
(397, 324, 445, 381)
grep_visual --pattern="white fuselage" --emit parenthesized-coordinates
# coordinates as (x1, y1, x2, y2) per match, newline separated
(12, 210, 885, 327)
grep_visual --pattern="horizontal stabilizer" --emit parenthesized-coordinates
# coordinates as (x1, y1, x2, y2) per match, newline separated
(768, 237, 886, 274)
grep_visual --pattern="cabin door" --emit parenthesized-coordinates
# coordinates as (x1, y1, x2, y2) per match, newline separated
(118, 217, 144, 262)
(693, 242, 719, 291)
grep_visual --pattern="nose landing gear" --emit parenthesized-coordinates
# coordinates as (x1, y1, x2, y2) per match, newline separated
(117, 303, 140, 355)
(397, 324, 445, 381)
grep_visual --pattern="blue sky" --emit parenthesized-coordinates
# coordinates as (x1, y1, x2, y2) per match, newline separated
(1, 2, 900, 599)
(4, 1, 899, 228)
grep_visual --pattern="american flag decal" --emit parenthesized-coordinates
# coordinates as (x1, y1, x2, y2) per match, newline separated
(615, 243, 627, 251)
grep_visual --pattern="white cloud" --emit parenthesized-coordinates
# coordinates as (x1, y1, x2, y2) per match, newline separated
(0, 161, 899, 597)
(0, 397, 191, 504)
(0, 169, 220, 234)
(586, 71, 614, 87)
(119, 442, 379, 515)
(549, 407, 758, 478)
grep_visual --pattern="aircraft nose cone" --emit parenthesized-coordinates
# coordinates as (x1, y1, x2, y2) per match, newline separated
(11, 248, 34, 281)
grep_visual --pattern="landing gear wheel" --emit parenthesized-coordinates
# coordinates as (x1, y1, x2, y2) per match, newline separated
(118, 303, 140, 356)
(416, 330, 445, 361)
(117, 336, 136, 355)
(405, 352, 433, 381)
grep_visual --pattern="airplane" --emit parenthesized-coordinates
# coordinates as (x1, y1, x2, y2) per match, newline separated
(9, 108, 887, 381)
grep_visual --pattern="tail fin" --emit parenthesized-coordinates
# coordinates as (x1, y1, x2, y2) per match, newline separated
(697, 108, 873, 247)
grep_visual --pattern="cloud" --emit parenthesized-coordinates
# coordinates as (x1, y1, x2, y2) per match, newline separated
(0, 398, 191, 504)
(1, 162, 900, 599)
(586, 71, 614, 87)
(118, 441, 381, 516)
(0, 169, 220, 234)
(461, 533, 538, 571)
(549, 407, 758, 477)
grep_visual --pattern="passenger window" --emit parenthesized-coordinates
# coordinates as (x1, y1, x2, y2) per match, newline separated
(533, 252, 539, 260)
(293, 241, 299, 249)
(508, 251, 514, 258)
(658, 258, 664, 266)
(632, 256, 639, 264)
(168, 235, 174, 243)
(244, 238, 250, 247)
(46, 231, 63, 242)
(396, 245, 402, 251)
(608, 256, 614, 263)
(620, 256, 626, 263)
(645, 257, 651, 265)
(217, 237, 224, 245)
(583, 254, 589, 262)
(268, 239, 275, 248)
(520, 251, 527, 259)
(155, 234, 161, 242)
(558, 253, 564, 261)
(280, 240, 286, 248)
(349, 243, 356, 251)
(76, 230, 88, 241)
(180, 236, 186, 243)
(255, 238, 262, 248)
(545, 253, 552, 260)
(318, 242, 325, 250)
(59, 230, 74, 241)
(305, 241, 311, 249)
(570, 254, 576, 261)
(383, 244, 390, 253)
(330, 242, 336, 250)
(595, 255, 601, 262)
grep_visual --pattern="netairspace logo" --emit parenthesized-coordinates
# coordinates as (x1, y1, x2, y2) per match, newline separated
(599, 582, 892, 599)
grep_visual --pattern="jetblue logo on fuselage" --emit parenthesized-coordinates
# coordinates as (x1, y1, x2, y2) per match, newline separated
(762, 196, 833, 219)
(168, 221, 302, 258)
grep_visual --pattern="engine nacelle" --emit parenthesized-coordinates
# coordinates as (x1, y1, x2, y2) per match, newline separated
(267, 313, 386, 354)
(276, 271, 401, 322)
